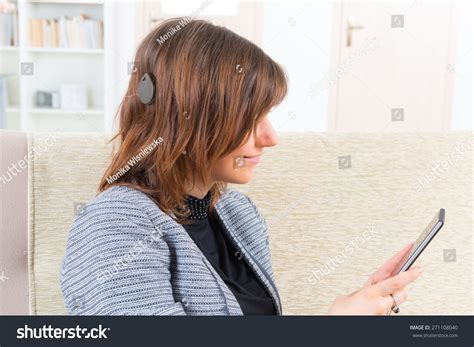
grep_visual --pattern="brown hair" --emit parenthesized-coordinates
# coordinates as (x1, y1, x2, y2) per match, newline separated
(98, 17, 288, 224)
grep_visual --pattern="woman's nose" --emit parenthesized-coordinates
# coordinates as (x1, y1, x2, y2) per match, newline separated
(256, 116, 278, 148)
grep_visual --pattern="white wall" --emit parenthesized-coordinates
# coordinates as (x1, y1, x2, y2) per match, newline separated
(451, 2, 472, 131)
(105, 1, 138, 132)
(261, 1, 332, 132)
(113, 1, 471, 133)
(260, 1, 471, 132)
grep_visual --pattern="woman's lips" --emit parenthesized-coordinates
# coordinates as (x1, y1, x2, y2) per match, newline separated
(243, 155, 261, 165)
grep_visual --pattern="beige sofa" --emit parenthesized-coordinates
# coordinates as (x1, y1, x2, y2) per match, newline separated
(0, 130, 472, 315)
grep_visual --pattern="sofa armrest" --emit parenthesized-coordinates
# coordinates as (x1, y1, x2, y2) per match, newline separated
(0, 130, 29, 314)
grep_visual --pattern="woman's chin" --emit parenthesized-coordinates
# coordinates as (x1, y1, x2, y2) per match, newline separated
(227, 171, 254, 185)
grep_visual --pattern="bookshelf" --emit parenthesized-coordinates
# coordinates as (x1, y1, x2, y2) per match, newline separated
(0, 0, 114, 133)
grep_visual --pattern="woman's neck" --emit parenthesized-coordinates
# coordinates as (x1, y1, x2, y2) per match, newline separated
(185, 181, 213, 199)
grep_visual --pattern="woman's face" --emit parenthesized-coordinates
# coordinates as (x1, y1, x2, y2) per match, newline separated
(211, 114, 279, 184)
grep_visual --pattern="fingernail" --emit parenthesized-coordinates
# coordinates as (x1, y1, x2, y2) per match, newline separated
(413, 266, 422, 274)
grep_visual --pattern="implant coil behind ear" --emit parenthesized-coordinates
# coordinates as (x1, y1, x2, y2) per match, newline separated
(138, 73, 156, 105)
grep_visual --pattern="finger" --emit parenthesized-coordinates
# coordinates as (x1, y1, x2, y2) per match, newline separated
(372, 266, 422, 296)
(364, 242, 414, 287)
(379, 295, 395, 315)
(378, 290, 407, 315)
(391, 288, 408, 306)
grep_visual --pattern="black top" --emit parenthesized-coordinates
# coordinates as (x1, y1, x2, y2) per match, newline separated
(181, 191, 276, 315)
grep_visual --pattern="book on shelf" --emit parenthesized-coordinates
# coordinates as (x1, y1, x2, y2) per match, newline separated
(0, 2, 18, 47)
(28, 14, 103, 49)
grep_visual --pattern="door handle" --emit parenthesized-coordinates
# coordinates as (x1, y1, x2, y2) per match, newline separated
(346, 17, 365, 47)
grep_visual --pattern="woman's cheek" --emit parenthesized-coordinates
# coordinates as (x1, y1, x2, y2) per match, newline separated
(212, 157, 254, 184)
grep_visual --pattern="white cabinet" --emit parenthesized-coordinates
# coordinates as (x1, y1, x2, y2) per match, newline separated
(0, 0, 114, 133)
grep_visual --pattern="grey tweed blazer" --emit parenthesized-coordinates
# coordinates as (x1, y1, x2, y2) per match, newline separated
(60, 185, 282, 315)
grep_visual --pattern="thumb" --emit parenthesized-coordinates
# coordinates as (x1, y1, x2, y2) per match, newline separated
(363, 242, 414, 287)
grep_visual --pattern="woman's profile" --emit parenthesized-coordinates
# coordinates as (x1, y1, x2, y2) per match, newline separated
(60, 17, 422, 315)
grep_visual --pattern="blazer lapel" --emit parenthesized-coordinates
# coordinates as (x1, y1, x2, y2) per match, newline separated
(174, 222, 244, 315)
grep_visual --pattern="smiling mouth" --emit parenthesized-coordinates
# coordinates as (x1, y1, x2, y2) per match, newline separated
(243, 155, 261, 164)
(243, 152, 262, 158)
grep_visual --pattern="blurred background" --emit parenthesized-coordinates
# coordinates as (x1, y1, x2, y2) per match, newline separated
(0, 0, 472, 134)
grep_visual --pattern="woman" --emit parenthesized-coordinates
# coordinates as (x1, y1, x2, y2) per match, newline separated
(60, 18, 422, 315)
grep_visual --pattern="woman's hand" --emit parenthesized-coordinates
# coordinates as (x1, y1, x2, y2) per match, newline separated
(327, 242, 423, 315)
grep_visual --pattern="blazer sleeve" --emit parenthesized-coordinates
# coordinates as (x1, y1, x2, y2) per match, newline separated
(60, 198, 187, 316)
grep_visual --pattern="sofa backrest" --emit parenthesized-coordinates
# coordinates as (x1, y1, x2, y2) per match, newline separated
(236, 132, 473, 315)
(1, 131, 472, 315)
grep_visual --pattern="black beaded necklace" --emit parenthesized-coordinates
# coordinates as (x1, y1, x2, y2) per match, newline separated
(185, 190, 212, 220)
